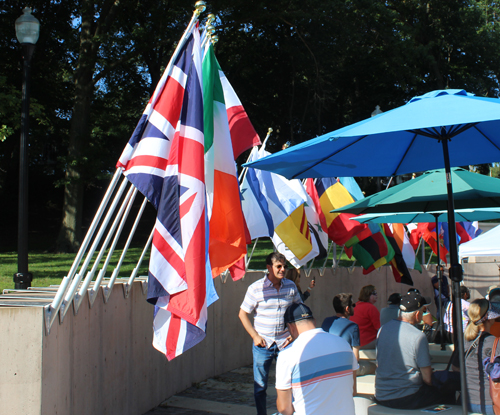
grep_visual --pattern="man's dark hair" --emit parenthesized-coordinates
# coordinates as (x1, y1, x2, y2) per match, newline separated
(460, 285, 470, 299)
(333, 293, 353, 314)
(266, 252, 286, 266)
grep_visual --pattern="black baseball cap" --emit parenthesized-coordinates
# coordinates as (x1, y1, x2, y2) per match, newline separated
(284, 303, 314, 325)
(399, 292, 432, 313)
(407, 288, 431, 305)
(387, 293, 402, 305)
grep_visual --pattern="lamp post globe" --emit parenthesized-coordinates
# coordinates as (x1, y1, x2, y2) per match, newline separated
(14, 7, 40, 290)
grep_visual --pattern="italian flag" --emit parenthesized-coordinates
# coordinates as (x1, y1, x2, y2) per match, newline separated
(202, 42, 247, 277)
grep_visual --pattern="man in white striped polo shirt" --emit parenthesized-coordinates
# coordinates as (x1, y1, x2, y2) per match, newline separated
(239, 252, 301, 415)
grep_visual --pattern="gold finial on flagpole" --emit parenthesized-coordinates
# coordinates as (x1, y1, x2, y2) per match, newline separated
(268, 127, 273, 135)
(206, 24, 216, 34)
(211, 34, 219, 44)
(194, 1, 206, 15)
(207, 13, 216, 24)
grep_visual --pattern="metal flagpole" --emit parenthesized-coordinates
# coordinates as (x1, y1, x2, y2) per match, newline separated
(58, 178, 130, 322)
(124, 227, 154, 297)
(74, 185, 138, 311)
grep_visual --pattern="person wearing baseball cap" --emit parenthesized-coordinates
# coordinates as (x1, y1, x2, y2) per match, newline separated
(451, 299, 500, 414)
(375, 292, 455, 409)
(275, 303, 357, 415)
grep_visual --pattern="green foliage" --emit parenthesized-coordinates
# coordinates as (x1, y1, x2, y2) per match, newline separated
(0, 247, 151, 293)
(2, 0, 500, 249)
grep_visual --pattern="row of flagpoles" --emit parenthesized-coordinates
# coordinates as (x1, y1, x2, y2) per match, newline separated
(42, 2, 483, 361)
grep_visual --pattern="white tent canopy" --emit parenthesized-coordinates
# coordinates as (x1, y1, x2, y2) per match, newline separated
(459, 224, 500, 261)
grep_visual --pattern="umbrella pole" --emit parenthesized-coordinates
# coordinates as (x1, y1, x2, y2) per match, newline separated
(441, 135, 467, 415)
(433, 214, 445, 351)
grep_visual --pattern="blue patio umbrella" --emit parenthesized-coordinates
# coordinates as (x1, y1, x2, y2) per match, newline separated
(246, 89, 500, 413)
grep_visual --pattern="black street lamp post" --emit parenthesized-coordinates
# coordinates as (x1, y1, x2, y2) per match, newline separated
(14, 7, 40, 290)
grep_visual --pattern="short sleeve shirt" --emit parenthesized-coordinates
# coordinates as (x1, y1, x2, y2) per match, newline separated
(275, 328, 358, 415)
(321, 316, 360, 348)
(240, 275, 301, 349)
(375, 319, 432, 400)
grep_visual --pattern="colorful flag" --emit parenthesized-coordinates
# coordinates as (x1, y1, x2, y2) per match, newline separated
(315, 178, 366, 245)
(390, 223, 421, 271)
(219, 70, 261, 159)
(117, 28, 217, 360)
(345, 222, 381, 248)
(250, 147, 313, 260)
(304, 178, 329, 258)
(338, 177, 364, 201)
(273, 179, 328, 268)
(240, 147, 274, 239)
(383, 223, 413, 285)
(410, 222, 448, 264)
(348, 226, 394, 271)
(202, 42, 247, 277)
(228, 256, 246, 281)
(440, 221, 480, 252)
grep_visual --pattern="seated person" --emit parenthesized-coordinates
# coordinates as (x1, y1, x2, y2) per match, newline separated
(443, 285, 470, 342)
(431, 266, 450, 319)
(380, 293, 401, 326)
(453, 299, 500, 415)
(375, 292, 455, 409)
(350, 285, 380, 349)
(487, 287, 500, 337)
(322, 293, 359, 353)
(408, 288, 434, 326)
(321, 293, 376, 376)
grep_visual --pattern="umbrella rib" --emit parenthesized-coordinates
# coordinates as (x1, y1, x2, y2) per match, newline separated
(393, 132, 418, 176)
(290, 135, 369, 179)
(474, 124, 500, 152)
(407, 123, 477, 141)
(449, 123, 477, 138)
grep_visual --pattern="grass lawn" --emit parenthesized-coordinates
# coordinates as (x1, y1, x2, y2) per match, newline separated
(0, 247, 151, 293)
(0, 238, 438, 293)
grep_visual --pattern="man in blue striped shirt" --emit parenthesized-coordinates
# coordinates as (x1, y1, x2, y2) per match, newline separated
(276, 303, 357, 415)
(239, 252, 301, 415)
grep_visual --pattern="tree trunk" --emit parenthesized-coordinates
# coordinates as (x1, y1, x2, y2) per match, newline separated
(56, 82, 92, 252)
(56, 1, 96, 252)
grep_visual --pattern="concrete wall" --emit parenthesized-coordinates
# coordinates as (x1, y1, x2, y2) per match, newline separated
(0, 265, 443, 415)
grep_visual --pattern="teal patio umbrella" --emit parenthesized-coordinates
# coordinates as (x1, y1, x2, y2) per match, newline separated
(352, 208, 500, 224)
(246, 89, 500, 413)
(332, 167, 500, 215)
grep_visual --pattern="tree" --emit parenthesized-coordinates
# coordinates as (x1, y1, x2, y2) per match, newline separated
(56, 0, 191, 252)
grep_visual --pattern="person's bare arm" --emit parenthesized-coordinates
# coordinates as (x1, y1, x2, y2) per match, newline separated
(421, 366, 433, 385)
(238, 308, 265, 347)
(353, 371, 357, 395)
(352, 346, 359, 394)
(353, 346, 360, 361)
(276, 389, 294, 415)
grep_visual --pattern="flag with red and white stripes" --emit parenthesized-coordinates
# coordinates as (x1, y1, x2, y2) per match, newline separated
(117, 27, 217, 360)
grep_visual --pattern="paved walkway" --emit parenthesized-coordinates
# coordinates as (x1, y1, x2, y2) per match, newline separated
(144, 364, 278, 415)
(143, 363, 378, 415)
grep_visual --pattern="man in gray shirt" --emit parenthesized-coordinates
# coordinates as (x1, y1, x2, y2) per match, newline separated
(375, 292, 447, 409)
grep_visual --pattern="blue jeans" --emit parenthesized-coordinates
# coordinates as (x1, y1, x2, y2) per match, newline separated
(253, 343, 279, 415)
(469, 403, 494, 415)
